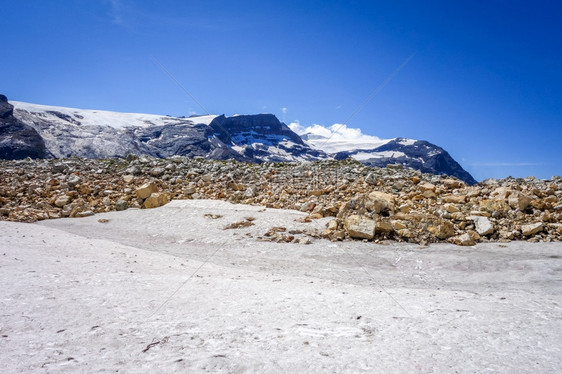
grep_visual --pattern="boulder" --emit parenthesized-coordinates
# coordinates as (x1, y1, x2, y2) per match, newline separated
(442, 194, 467, 204)
(115, 199, 128, 211)
(480, 199, 509, 213)
(123, 175, 134, 183)
(136, 182, 158, 199)
(143, 193, 170, 209)
(344, 215, 375, 240)
(451, 233, 476, 246)
(471, 216, 494, 236)
(54, 195, 71, 207)
(508, 192, 533, 210)
(444, 203, 460, 213)
(427, 220, 455, 239)
(391, 220, 407, 230)
(149, 167, 165, 177)
(490, 187, 513, 199)
(367, 191, 394, 214)
(375, 221, 393, 234)
(521, 222, 543, 236)
(418, 182, 436, 192)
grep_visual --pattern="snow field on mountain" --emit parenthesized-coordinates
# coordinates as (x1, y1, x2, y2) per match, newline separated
(12, 101, 217, 129)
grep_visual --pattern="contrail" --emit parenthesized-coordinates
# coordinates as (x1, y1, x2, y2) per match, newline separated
(320, 53, 416, 148)
(149, 55, 210, 115)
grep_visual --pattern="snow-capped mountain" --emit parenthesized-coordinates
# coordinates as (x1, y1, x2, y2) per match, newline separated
(209, 114, 327, 162)
(290, 123, 477, 185)
(2, 96, 476, 183)
(8, 98, 326, 163)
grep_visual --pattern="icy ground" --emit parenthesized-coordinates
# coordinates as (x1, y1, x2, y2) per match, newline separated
(1, 200, 561, 373)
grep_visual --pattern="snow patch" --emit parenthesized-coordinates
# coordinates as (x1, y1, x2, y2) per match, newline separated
(397, 138, 416, 146)
(352, 151, 407, 161)
(0, 200, 559, 372)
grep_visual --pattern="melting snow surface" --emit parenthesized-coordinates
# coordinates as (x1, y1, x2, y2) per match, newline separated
(353, 150, 407, 160)
(1, 199, 561, 372)
(12, 101, 217, 128)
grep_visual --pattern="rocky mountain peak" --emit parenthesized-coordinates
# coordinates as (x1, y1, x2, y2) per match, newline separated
(0, 94, 14, 118)
(0, 94, 48, 159)
(210, 114, 305, 146)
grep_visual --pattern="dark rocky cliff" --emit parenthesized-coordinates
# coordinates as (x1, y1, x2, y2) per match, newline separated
(0, 95, 48, 159)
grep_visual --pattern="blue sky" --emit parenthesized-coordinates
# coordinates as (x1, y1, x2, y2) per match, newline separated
(3, 0, 561, 181)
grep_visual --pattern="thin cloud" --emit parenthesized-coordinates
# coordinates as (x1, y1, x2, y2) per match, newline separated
(106, 0, 126, 25)
(103, 2, 258, 31)
(281, 107, 287, 114)
(470, 162, 545, 167)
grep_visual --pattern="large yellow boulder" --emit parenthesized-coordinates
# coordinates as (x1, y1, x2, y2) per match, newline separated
(143, 193, 170, 209)
(136, 182, 158, 200)
(344, 215, 375, 240)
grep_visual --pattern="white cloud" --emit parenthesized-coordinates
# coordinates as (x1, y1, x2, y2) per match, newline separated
(281, 107, 287, 114)
(288, 120, 303, 133)
(289, 122, 390, 153)
(290, 122, 380, 141)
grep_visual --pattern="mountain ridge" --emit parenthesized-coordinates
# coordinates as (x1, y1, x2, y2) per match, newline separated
(3, 96, 476, 184)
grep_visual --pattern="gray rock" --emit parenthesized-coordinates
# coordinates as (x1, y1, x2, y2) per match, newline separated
(521, 223, 543, 236)
(471, 216, 494, 236)
(115, 199, 128, 211)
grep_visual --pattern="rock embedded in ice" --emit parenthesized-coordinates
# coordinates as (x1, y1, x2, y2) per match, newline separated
(451, 233, 476, 246)
(143, 193, 170, 209)
(115, 199, 128, 211)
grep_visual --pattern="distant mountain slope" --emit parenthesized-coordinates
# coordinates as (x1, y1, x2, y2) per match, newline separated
(9, 98, 326, 163)
(12, 100, 219, 159)
(4, 95, 476, 183)
(332, 138, 477, 185)
(209, 114, 327, 162)
(292, 123, 477, 184)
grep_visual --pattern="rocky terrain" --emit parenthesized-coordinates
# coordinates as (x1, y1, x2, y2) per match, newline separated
(1, 157, 560, 245)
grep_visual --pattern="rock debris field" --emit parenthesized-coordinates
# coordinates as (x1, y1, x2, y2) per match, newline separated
(1, 157, 562, 372)
(1, 156, 561, 245)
